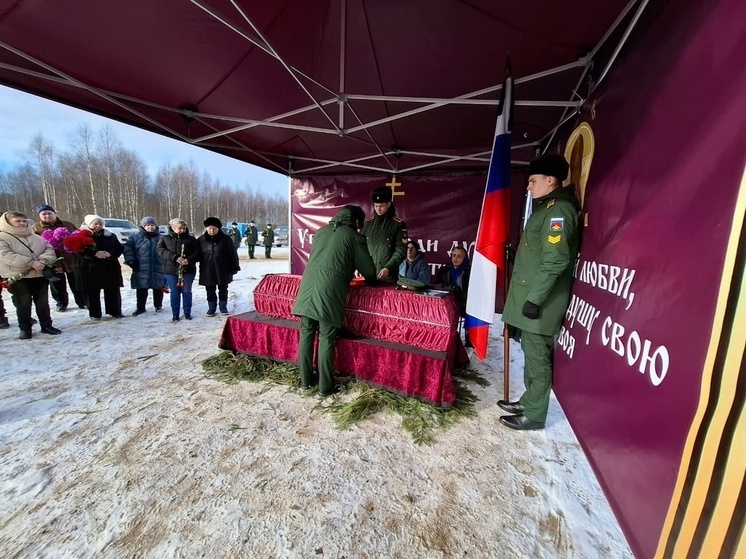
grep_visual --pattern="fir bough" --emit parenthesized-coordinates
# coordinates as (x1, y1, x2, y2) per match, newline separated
(202, 351, 488, 445)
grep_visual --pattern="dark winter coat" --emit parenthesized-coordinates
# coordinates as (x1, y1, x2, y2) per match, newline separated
(435, 255, 471, 316)
(123, 227, 165, 289)
(502, 185, 581, 336)
(292, 207, 377, 327)
(72, 228, 124, 290)
(398, 253, 431, 285)
(197, 230, 240, 286)
(32, 217, 78, 272)
(361, 204, 408, 282)
(244, 225, 259, 245)
(157, 229, 200, 276)
(261, 227, 275, 247)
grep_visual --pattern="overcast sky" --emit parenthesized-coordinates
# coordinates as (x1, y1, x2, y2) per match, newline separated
(0, 85, 288, 198)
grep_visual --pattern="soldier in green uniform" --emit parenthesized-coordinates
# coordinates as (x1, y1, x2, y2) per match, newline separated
(498, 154, 581, 430)
(243, 220, 258, 259)
(227, 222, 241, 251)
(292, 205, 377, 396)
(261, 223, 275, 259)
(361, 186, 408, 283)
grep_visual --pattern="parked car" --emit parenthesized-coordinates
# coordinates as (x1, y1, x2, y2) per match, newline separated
(274, 225, 288, 247)
(80, 218, 139, 244)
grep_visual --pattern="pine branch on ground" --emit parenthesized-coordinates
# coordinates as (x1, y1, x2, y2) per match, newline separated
(202, 351, 489, 445)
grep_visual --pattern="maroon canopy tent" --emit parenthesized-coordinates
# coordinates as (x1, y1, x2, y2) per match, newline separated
(2, 3, 744, 559)
(0, 0, 634, 176)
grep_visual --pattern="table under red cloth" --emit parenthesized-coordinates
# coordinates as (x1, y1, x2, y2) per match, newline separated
(253, 274, 461, 352)
(220, 274, 469, 407)
(219, 312, 467, 407)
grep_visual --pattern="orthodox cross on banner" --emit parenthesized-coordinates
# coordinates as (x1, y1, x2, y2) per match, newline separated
(386, 175, 404, 198)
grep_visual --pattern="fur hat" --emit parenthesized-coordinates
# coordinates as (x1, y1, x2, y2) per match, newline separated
(204, 217, 222, 228)
(526, 154, 570, 181)
(371, 186, 393, 203)
(36, 203, 55, 215)
(84, 214, 104, 228)
(140, 216, 158, 227)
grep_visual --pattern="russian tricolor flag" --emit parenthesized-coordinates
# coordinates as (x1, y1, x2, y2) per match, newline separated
(464, 66, 513, 360)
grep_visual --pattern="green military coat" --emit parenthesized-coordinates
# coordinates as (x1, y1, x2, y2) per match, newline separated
(292, 208, 377, 328)
(502, 185, 580, 336)
(361, 205, 407, 281)
(244, 225, 258, 245)
(261, 227, 275, 247)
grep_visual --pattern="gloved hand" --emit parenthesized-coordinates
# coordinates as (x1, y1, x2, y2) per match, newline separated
(127, 261, 138, 270)
(522, 301, 540, 319)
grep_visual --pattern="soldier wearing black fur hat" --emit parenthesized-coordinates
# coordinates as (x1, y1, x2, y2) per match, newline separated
(361, 186, 408, 282)
(498, 154, 581, 431)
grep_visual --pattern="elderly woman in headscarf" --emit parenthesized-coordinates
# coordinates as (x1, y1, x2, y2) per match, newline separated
(123, 216, 165, 316)
(157, 218, 200, 322)
(73, 214, 124, 321)
(0, 211, 61, 339)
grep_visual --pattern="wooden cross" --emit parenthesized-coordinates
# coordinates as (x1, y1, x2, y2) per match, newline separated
(386, 175, 404, 198)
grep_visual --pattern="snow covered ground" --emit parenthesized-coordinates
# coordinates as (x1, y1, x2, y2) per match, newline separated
(0, 247, 633, 558)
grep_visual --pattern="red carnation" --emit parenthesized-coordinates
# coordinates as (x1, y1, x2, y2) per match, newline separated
(63, 229, 96, 254)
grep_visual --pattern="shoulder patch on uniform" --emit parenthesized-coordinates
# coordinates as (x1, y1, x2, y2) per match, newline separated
(547, 199, 555, 208)
(548, 234, 562, 244)
(549, 217, 564, 231)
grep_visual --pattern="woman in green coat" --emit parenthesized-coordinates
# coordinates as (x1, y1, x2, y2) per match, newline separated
(292, 205, 377, 395)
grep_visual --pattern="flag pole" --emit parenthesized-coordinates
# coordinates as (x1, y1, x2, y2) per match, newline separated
(503, 245, 512, 399)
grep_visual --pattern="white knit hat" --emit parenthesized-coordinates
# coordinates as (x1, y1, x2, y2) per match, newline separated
(84, 214, 104, 228)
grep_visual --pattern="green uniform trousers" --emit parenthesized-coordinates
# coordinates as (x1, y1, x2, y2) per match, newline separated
(518, 331, 555, 423)
(298, 316, 340, 393)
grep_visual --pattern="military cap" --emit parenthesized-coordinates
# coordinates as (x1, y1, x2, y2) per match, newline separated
(370, 186, 393, 203)
(526, 154, 570, 181)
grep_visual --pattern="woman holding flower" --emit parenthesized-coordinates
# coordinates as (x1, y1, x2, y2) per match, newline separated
(157, 218, 199, 322)
(0, 211, 62, 339)
(72, 215, 125, 321)
(32, 203, 86, 311)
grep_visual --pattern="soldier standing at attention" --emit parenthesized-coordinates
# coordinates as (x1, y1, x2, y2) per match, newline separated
(262, 223, 275, 259)
(227, 222, 242, 251)
(244, 220, 259, 259)
(361, 186, 407, 283)
(292, 205, 377, 396)
(498, 154, 581, 431)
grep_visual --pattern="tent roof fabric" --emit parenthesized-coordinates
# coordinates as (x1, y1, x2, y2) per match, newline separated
(0, 0, 636, 176)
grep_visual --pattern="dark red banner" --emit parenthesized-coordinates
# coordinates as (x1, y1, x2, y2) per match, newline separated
(290, 173, 526, 310)
(552, 0, 746, 556)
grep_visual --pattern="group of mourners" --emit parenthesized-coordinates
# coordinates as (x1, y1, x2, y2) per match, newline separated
(0, 208, 242, 339)
(292, 153, 581, 434)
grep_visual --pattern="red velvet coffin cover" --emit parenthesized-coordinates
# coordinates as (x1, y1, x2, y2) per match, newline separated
(253, 274, 461, 352)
